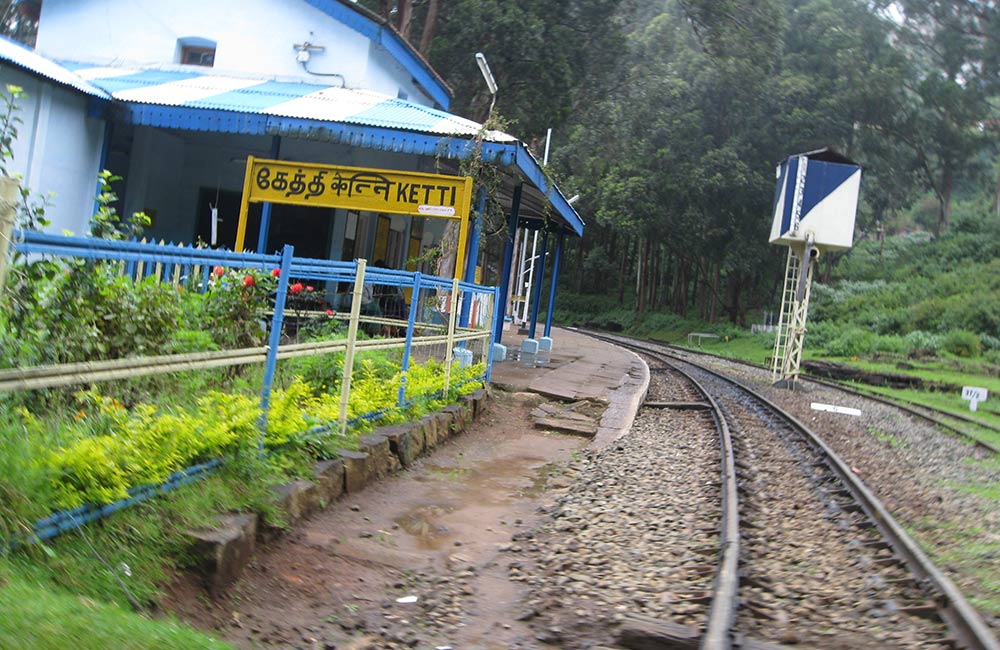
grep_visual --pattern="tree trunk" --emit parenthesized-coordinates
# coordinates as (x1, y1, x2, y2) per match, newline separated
(435, 220, 461, 279)
(636, 239, 648, 316)
(937, 165, 953, 236)
(710, 264, 720, 322)
(418, 0, 441, 55)
(377, 0, 392, 20)
(397, 0, 414, 40)
(618, 238, 628, 306)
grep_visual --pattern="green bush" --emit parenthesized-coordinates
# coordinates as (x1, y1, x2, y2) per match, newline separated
(943, 329, 981, 358)
(904, 330, 942, 355)
(822, 326, 878, 357)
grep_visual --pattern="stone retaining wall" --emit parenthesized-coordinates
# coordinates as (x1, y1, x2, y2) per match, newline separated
(186, 388, 490, 592)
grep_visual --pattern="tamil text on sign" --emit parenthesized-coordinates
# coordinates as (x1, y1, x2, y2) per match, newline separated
(235, 157, 474, 278)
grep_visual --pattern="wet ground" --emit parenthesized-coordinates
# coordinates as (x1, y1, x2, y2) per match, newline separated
(166, 390, 589, 648)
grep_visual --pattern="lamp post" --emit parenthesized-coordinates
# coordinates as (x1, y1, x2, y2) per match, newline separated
(475, 52, 497, 116)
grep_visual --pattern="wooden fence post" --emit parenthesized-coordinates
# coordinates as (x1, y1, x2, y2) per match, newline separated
(0, 176, 20, 293)
(338, 259, 367, 435)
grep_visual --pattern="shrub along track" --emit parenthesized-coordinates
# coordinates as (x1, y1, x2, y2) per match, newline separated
(514, 334, 998, 649)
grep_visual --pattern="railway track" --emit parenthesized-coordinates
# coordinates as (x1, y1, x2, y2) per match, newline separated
(543, 332, 1000, 650)
(642, 336, 1000, 456)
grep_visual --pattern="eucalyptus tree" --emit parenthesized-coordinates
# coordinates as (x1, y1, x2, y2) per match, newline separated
(883, 0, 999, 235)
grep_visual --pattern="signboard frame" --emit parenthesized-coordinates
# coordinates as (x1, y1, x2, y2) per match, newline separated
(235, 156, 474, 279)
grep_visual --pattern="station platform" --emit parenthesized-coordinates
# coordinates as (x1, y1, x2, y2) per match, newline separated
(489, 326, 649, 448)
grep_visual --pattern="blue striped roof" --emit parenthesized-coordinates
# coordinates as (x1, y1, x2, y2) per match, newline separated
(0, 37, 108, 98)
(66, 64, 505, 140)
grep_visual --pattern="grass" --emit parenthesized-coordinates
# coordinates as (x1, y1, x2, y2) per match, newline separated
(0, 574, 230, 650)
(653, 328, 1000, 447)
(908, 519, 1000, 617)
(1, 452, 290, 610)
(0, 451, 292, 650)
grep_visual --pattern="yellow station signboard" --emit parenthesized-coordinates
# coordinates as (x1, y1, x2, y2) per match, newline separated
(235, 157, 474, 278)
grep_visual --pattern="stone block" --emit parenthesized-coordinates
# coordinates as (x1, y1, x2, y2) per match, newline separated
(442, 404, 467, 434)
(187, 513, 257, 595)
(359, 433, 400, 478)
(471, 387, 489, 418)
(434, 411, 455, 442)
(419, 414, 441, 449)
(338, 448, 370, 493)
(312, 459, 345, 504)
(538, 336, 553, 352)
(378, 422, 423, 467)
(271, 479, 322, 526)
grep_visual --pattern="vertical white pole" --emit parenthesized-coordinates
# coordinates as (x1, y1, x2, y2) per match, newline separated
(444, 278, 460, 395)
(339, 259, 367, 435)
(522, 231, 539, 323)
(516, 228, 529, 322)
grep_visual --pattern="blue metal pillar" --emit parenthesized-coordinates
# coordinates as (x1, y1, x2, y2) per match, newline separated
(398, 272, 422, 407)
(493, 183, 523, 344)
(544, 232, 564, 338)
(258, 244, 293, 447)
(256, 136, 282, 253)
(528, 229, 549, 340)
(460, 187, 488, 327)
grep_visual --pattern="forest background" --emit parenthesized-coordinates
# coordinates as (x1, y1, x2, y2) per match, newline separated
(4, 0, 999, 359)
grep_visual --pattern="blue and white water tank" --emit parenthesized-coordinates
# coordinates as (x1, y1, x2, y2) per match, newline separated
(769, 148, 862, 253)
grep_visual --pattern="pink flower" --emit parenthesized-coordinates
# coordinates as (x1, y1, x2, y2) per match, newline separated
(271, 268, 280, 277)
(326, 309, 333, 316)
(213, 265, 225, 277)
(289, 282, 304, 294)
(242, 275, 255, 288)
(305, 285, 314, 292)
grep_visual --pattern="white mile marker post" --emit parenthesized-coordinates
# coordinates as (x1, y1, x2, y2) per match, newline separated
(962, 386, 988, 412)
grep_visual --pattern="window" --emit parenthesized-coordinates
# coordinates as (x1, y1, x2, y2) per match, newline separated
(181, 46, 215, 67)
(176, 37, 217, 67)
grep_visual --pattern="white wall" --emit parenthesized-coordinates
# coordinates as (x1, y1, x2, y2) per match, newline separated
(0, 66, 104, 235)
(35, 0, 436, 106)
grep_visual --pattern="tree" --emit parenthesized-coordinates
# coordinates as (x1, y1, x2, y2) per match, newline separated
(0, 0, 40, 47)
(886, 0, 998, 235)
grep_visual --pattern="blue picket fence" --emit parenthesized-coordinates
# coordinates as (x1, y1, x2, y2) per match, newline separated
(6, 230, 500, 543)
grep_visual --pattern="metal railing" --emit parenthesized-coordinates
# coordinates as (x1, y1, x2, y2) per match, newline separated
(4, 230, 500, 435)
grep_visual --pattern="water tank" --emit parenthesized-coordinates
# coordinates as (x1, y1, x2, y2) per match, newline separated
(769, 148, 862, 253)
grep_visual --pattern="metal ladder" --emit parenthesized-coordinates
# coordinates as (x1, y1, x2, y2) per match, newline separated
(771, 247, 814, 385)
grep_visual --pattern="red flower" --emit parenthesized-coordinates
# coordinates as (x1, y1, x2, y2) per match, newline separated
(305, 285, 314, 292)
(213, 265, 225, 277)
(271, 268, 280, 277)
(242, 275, 255, 288)
(289, 282, 304, 294)
(326, 309, 333, 316)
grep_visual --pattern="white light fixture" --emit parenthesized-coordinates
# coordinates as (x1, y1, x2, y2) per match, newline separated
(475, 52, 497, 95)
(567, 194, 580, 205)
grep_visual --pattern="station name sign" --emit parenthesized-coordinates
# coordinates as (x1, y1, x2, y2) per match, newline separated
(235, 157, 474, 278)
(244, 157, 471, 217)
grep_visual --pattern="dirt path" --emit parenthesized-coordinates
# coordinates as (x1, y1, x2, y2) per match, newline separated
(167, 390, 589, 649)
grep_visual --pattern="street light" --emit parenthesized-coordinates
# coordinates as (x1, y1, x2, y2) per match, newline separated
(475, 52, 497, 115)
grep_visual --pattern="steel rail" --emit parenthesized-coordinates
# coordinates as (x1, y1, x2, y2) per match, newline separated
(642, 351, 742, 650)
(585, 330, 1000, 455)
(593, 332, 1000, 650)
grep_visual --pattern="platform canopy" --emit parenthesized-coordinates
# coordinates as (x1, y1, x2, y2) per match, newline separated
(58, 63, 584, 238)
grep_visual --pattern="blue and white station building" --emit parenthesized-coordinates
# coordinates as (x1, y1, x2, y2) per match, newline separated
(0, 0, 583, 345)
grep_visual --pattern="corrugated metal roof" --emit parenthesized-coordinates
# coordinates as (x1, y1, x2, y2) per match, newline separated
(67, 64, 514, 142)
(0, 38, 108, 98)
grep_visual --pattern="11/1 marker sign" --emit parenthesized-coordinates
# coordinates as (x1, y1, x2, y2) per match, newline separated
(962, 386, 988, 412)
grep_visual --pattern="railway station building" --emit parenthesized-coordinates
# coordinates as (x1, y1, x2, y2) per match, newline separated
(0, 0, 583, 341)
